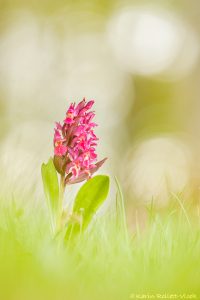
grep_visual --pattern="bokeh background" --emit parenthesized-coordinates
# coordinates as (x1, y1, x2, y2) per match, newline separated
(1, 0, 200, 214)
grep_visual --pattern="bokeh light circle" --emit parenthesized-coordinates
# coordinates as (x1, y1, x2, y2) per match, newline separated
(107, 6, 199, 78)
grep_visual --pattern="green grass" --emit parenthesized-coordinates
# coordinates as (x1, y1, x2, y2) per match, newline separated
(0, 195, 199, 300)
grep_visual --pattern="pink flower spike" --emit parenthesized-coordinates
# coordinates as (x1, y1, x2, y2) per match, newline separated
(53, 98, 107, 184)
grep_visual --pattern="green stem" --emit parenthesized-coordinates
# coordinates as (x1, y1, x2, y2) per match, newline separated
(56, 174, 65, 233)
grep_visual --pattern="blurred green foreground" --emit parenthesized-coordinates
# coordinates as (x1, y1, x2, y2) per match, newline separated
(0, 197, 199, 300)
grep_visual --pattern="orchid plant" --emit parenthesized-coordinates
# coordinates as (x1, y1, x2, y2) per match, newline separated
(41, 99, 109, 239)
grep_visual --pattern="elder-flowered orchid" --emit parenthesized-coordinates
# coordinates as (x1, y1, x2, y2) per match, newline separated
(41, 98, 109, 237)
(53, 99, 107, 185)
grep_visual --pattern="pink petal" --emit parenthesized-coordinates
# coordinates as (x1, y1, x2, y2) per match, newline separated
(75, 98, 86, 113)
(55, 122, 62, 130)
(66, 157, 107, 184)
(54, 145, 68, 156)
(64, 117, 74, 124)
(54, 129, 61, 142)
(85, 100, 94, 110)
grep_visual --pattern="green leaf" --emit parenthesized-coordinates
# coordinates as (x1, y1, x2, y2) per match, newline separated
(41, 158, 59, 229)
(65, 175, 110, 240)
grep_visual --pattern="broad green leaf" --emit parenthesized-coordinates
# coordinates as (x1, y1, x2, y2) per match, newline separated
(41, 158, 59, 227)
(65, 175, 110, 240)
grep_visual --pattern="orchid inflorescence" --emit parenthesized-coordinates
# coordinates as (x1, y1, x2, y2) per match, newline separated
(53, 98, 107, 185)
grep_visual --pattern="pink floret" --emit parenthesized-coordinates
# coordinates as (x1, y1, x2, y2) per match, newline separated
(54, 144, 68, 156)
